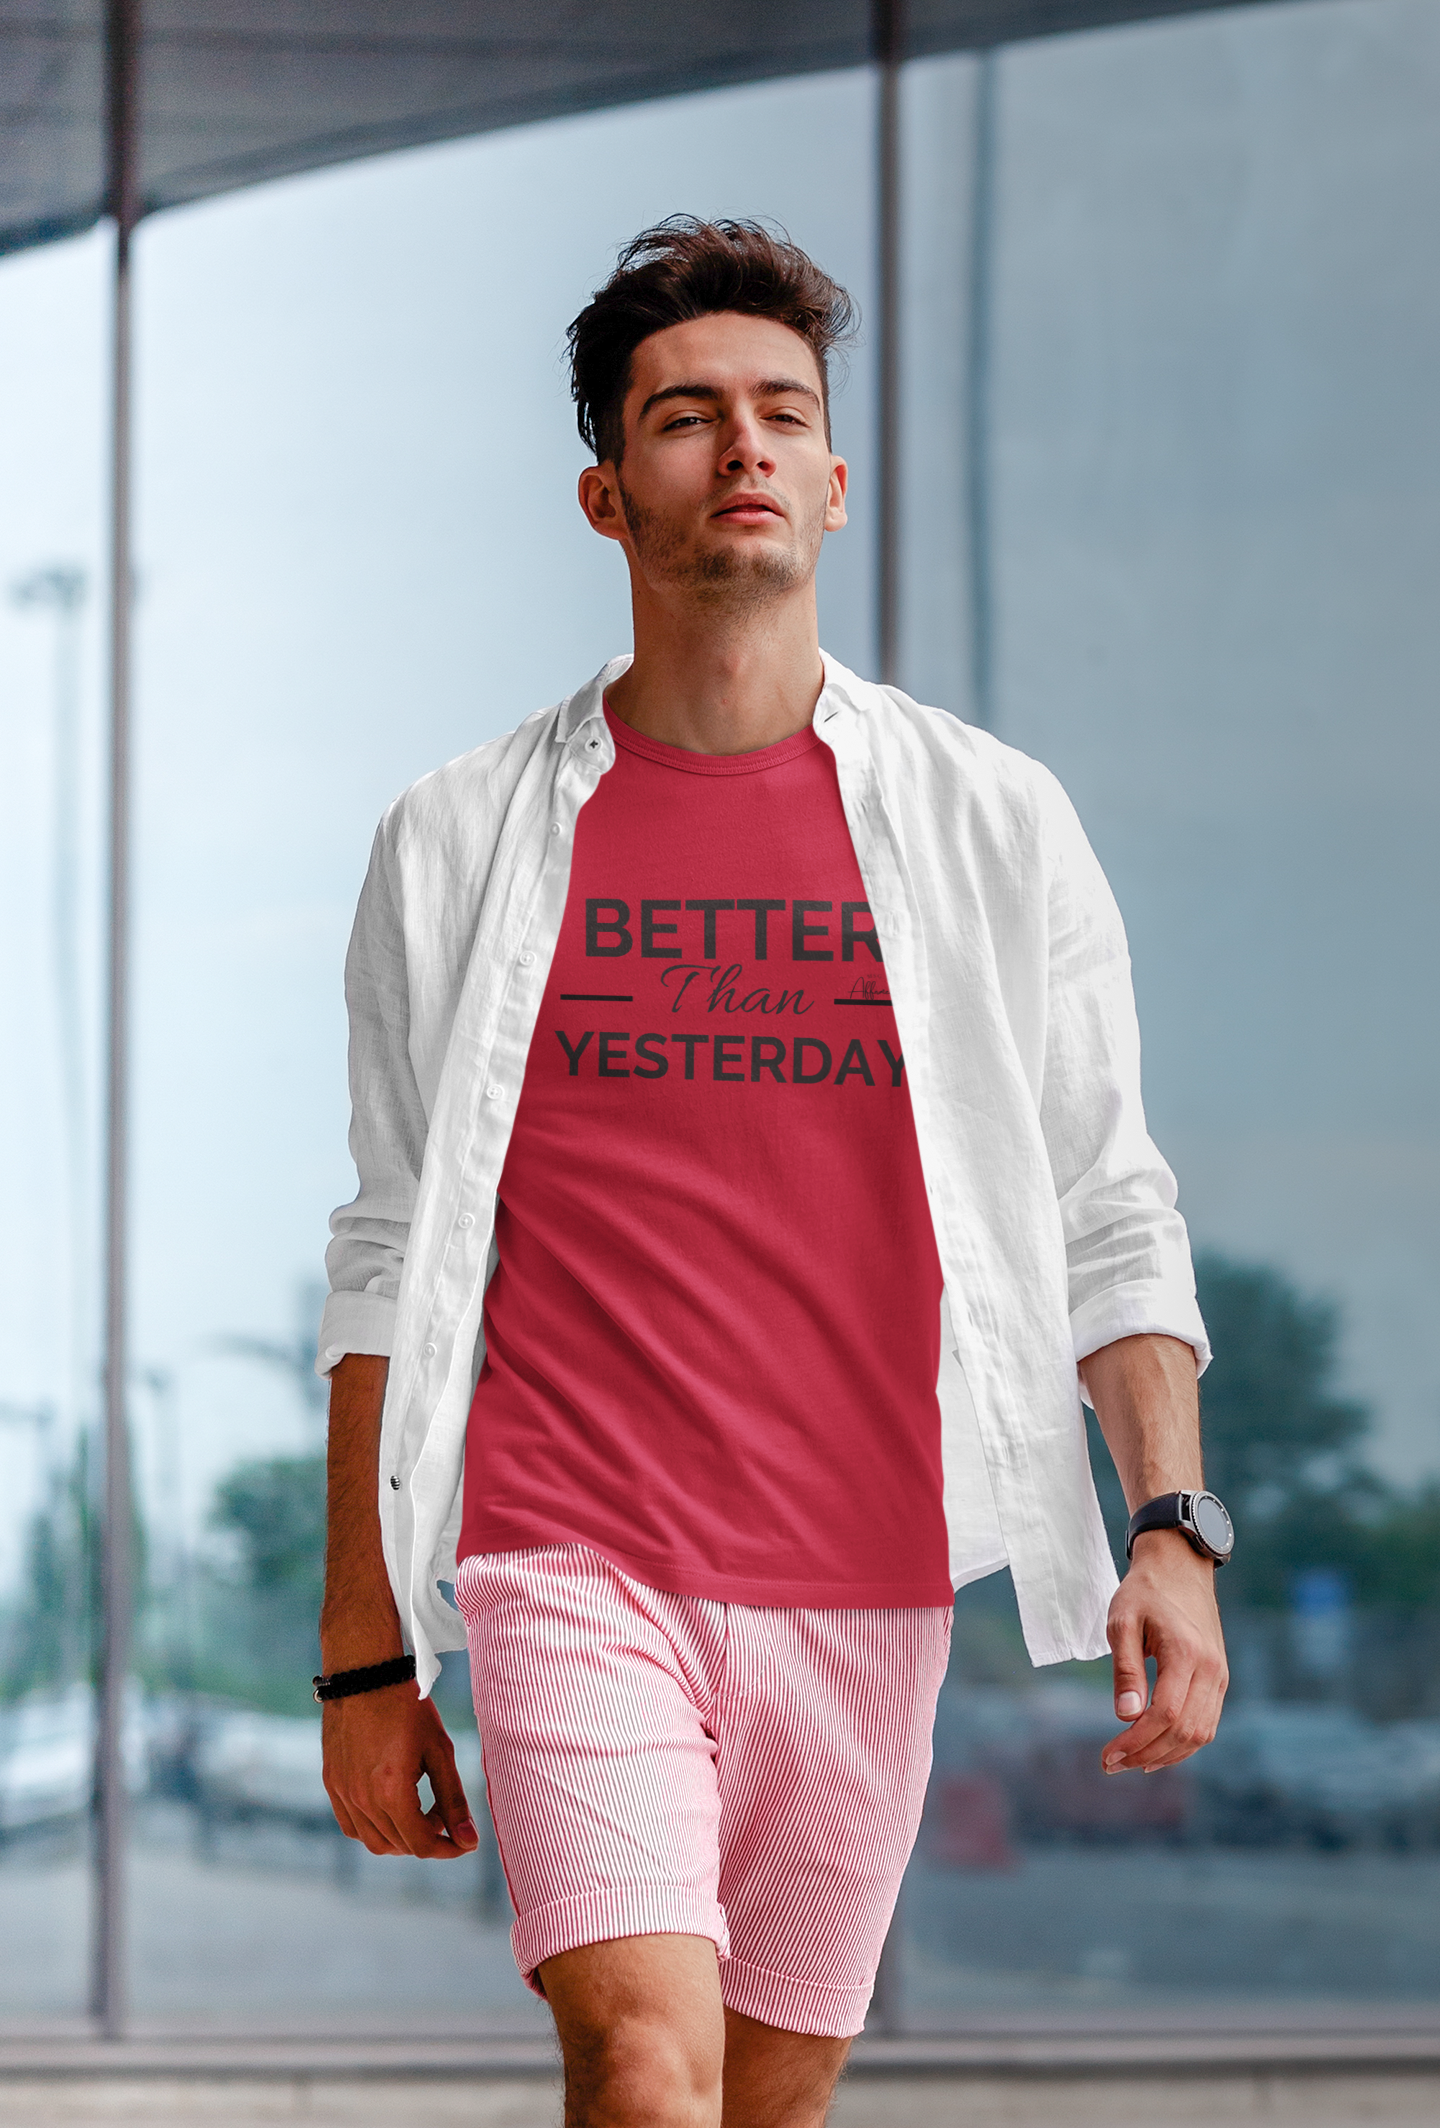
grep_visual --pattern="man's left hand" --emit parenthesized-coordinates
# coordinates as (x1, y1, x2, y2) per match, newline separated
(1102, 1530, 1228, 1775)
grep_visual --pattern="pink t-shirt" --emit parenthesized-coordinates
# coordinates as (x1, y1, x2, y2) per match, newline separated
(457, 705, 950, 1605)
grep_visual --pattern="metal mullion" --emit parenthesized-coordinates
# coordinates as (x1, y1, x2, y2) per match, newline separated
(94, 0, 141, 2045)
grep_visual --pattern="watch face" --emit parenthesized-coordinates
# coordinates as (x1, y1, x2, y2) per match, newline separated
(1191, 1492, 1234, 1558)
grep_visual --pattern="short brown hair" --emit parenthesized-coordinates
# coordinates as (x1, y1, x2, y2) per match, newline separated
(568, 217, 857, 466)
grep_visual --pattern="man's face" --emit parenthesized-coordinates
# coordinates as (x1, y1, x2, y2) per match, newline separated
(580, 311, 848, 606)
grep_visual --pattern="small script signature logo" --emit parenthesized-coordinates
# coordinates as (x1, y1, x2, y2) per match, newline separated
(841, 976, 892, 1006)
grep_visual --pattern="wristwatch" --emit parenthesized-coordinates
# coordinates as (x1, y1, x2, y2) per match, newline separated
(1126, 1490, 1234, 1566)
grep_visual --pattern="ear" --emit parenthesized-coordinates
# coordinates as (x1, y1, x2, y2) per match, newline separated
(824, 456, 849, 534)
(578, 463, 628, 543)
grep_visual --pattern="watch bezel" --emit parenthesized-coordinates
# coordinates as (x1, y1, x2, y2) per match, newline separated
(1126, 1488, 1236, 1565)
(1183, 1489, 1235, 1563)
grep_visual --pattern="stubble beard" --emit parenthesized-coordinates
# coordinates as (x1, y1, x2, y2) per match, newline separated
(616, 473, 825, 611)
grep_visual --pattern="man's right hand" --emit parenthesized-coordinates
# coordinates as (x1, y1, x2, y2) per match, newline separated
(319, 1352, 479, 1859)
(322, 1684, 479, 1858)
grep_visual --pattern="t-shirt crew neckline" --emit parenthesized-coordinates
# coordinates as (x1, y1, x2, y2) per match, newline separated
(602, 699, 821, 777)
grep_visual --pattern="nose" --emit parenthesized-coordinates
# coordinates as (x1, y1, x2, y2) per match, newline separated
(719, 412, 776, 478)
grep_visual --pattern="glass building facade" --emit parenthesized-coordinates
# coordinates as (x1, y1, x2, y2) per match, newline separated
(0, 0, 1436, 2032)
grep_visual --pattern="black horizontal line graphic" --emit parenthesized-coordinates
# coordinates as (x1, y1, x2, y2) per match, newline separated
(560, 993, 633, 1001)
(834, 997, 893, 1006)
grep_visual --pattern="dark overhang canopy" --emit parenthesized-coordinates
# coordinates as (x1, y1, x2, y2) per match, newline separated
(4, 0, 1291, 259)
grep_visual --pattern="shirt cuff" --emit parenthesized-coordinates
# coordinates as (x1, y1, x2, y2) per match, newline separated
(315, 1288, 397, 1377)
(1070, 1280, 1211, 1405)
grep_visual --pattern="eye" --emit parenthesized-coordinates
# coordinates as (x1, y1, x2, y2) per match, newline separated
(662, 412, 708, 431)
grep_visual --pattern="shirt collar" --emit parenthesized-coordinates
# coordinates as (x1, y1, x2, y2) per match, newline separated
(554, 654, 632, 744)
(817, 651, 874, 724)
(556, 648, 872, 747)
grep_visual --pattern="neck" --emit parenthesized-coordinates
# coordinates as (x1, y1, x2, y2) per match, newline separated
(605, 576, 824, 755)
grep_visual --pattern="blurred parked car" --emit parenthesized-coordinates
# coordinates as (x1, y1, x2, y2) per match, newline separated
(928, 1681, 1193, 1852)
(1192, 1704, 1440, 1848)
(193, 1709, 333, 1830)
(0, 1683, 144, 1837)
(188, 1703, 484, 1835)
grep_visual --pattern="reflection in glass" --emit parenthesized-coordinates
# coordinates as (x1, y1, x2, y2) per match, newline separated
(2, 0, 1436, 2040)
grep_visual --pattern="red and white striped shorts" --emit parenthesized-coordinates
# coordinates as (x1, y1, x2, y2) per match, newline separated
(455, 1544, 951, 2039)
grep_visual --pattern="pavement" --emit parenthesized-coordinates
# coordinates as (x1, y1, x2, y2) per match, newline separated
(0, 1809, 543, 2028)
(7, 1806, 1440, 2025)
(3, 1804, 1438, 2125)
(0, 2074, 1438, 2127)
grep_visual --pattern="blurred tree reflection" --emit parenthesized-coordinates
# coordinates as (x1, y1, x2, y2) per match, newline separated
(203, 1450, 327, 1713)
(1194, 1253, 1369, 1509)
(1191, 1253, 1439, 1620)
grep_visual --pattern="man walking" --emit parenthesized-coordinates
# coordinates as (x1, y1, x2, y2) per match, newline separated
(318, 219, 1228, 2127)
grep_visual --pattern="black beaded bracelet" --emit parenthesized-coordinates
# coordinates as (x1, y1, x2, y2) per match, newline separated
(313, 1654, 417, 1703)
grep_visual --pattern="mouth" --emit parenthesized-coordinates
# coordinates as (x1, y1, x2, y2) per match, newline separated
(711, 493, 785, 526)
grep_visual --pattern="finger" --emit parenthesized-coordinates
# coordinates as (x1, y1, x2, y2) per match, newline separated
(326, 1790, 363, 1843)
(1103, 1651, 1196, 1772)
(1121, 1664, 1224, 1773)
(323, 1771, 393, 1853)
(1151, 1670, 1229, 1772)
(347, 1791, 413, 1854)
(1108, 1609, 1149, 1727)
(325, 1744, 411, 1853)
(323, 1728, 400, 1852)
(345, 1807, 404, 1855)
(419, 1797, 481, 1855)
(422, 1736, 479, 1853)
(1109, 1694, 1191, 1769)
(369, 1768, 473, 1860)
(329, 1763, 417, 1855)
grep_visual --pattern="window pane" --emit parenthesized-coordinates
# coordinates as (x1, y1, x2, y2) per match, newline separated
(7, 0, 1434, 2040)
(0, 226, 110, 2029)
(124, 72, 875, 2032)
(899, 0, 1440, 2024)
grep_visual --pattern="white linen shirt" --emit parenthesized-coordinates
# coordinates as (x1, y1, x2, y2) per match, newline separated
(319, 653, 1209, 1696)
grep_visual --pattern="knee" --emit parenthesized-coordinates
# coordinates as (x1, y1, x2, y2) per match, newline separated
(562, 2012, 722, 2128)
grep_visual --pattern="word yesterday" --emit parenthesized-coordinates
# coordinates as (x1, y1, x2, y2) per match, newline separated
(555, 1030, 907, 1086)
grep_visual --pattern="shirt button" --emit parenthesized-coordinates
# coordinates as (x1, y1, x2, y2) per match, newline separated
(389, 1475, 401, 1491)
(457, 1213, 474, 1229)
(423, 1342, 437, 1358)
(486, 1084, 502, 1100)
(519, 950, 535, 967)
(549, 821, 562, 837)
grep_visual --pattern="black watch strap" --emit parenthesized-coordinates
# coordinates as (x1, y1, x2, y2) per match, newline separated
(313, 1654, 417, 1703)
(1126, 1492, 1187, 1559)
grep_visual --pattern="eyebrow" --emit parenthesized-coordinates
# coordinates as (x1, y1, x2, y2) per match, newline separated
(637, 376, 822, 423)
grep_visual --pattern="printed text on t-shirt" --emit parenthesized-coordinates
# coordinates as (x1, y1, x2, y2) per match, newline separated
(552, 895, 903, 1089)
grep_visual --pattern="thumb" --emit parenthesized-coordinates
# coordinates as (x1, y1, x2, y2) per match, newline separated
(1110, 1613, 1148, 1724)
(423, 1732, 479, 1851)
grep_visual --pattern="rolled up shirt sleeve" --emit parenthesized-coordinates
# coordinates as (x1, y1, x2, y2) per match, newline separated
(317, 811, 426, 1378)
(1034, 768, 1211, 1384)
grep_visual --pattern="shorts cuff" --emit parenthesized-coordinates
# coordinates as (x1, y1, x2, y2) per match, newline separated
(511, 1886, 730, 1996)
(719, 1953, 872, 2040)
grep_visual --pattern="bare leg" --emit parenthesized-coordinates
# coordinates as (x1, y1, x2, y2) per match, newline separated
(538, 1937, 852, 2128)
(540, 1934, 725, 2128)
(721, 2007, 851, 2128)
